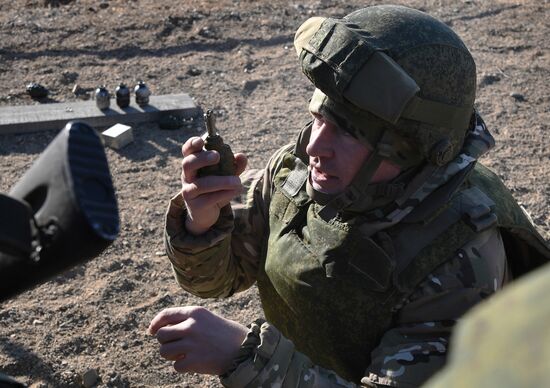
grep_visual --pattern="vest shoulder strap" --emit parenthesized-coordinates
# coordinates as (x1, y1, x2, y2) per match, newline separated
(394, 163, 550, 290)
(391, 191, 482, 292)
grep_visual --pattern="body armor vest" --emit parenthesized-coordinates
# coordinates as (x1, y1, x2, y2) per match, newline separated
(256, 150, 550, 382)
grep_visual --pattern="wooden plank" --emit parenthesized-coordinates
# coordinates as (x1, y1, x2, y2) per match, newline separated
(0, 93, 199, 135)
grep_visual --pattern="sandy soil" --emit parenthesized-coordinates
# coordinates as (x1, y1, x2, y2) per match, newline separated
(0, 0, 548, 387)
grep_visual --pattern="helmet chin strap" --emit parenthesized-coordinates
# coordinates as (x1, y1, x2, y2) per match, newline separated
(305, 131, 405, 221)
(311, 152, 384, 221)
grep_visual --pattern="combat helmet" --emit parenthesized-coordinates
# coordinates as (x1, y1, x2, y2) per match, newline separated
(294, 5, 477, 214)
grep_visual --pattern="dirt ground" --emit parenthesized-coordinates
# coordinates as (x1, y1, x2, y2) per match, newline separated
(0, 0, 548, 387)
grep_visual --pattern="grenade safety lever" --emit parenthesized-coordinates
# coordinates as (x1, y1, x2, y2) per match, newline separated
(197, 110, 236, 177)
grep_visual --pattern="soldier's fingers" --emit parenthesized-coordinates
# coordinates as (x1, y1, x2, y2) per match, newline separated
(155, 320, 195, 344)
(182, 176, 241, 200)
(181, 137, 204, 157)
(190, 189, 242, 210)
(234, 153, 248, 176)
(181, 151, 220, 183)
(148, 307, 194, 335)
(159, 339, 189, 361)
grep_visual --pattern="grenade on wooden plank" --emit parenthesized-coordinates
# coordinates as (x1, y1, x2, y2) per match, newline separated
(134, 81, 151, 107)
(26, 82, 49, 99)
(95, 85, 110, 110)
(115, 83, 130, 108)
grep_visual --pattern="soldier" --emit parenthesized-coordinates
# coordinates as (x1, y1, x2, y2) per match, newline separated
(149, 5, 550, 387)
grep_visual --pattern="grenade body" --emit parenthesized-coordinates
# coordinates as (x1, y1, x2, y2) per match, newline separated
(198, 135, 236, 177)
(197, 110, 236, 177)
(95, 86, 110, 110)
(115, 83, 130, 108)
(134, 81, 151, 107)
(26, 82, 49, 99)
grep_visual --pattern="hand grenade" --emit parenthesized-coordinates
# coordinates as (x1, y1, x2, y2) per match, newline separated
(134, 81, 151, 107)
(95, 85, 110, 110)
(197, 110, 236, 177)
(115, 83, 130, 108)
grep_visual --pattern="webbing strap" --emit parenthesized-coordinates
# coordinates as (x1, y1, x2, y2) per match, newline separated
(396, 218, 477, 294)
(315, 151, 384, 221)
(393, 204, 464, 277)
(402, 95, 472, 130)
(393, 185, 498, 291)
(280, 159, 309, 198)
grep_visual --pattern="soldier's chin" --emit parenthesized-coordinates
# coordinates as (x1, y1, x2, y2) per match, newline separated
(311, 178, 339, 195)
(309, 167, 345, 194)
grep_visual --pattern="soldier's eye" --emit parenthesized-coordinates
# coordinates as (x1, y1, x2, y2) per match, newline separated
(311, 112, 323, 121)
(339, 128, 354, 138)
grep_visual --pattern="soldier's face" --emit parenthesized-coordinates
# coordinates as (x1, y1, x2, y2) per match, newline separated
(306, 114, 401, 194)
(306, 114, 370, 194)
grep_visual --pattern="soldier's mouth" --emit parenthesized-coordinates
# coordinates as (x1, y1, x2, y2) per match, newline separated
(310, 166, 336, 182)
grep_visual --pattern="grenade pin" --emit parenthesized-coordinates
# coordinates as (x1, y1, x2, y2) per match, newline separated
(204, 109, 217, 137)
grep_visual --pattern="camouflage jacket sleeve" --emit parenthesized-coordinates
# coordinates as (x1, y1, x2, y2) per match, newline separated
(363, 226, 508, 387)
(221, 319, 364, 388)
(422, 262, 550, 388)
(164, 144, 293, 298)
(220, 227, 508, 388)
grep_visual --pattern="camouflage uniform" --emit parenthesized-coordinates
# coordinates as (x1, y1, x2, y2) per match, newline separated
(165, 115, 545, 387)
(423, 262, 550, 388)
(165, 5, 550, 388)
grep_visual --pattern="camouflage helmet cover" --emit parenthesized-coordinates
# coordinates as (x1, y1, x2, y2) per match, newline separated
(295, 5, 477, 168)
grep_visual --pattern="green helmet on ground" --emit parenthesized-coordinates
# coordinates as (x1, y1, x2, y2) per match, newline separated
(294, 4, 477, 170)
